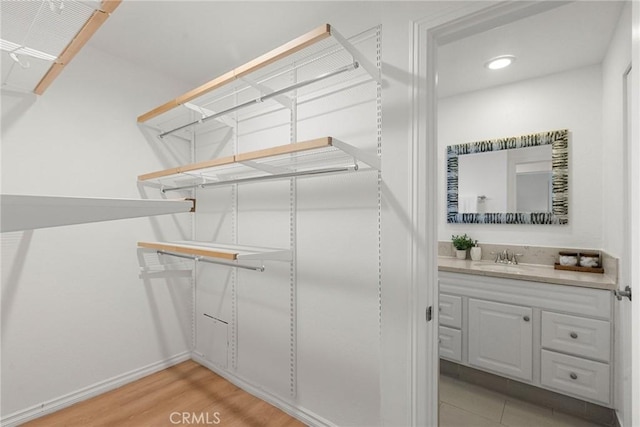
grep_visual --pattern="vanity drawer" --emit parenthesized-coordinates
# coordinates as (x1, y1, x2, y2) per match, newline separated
(542, 312, 610, 362)
(541, 350, 610, 405)
(439, 294, 462, 328)
(439, 326, 462, 362)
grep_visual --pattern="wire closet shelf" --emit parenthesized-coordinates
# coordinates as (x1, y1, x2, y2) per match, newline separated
(137, 24, 380, 141)
(138, 137, 380, 193)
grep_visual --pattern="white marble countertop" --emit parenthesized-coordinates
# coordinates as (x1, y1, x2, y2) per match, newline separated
(438, 257, 617, 291)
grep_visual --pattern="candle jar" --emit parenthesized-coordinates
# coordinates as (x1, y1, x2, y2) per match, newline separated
(558, 251, 578, 266)
(579, 252, 600, 268)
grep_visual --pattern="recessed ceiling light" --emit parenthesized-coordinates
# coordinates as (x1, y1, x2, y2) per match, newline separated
(485, 55, 516, 70)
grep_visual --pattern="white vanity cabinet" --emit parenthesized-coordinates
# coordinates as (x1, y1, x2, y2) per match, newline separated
(439, 271, 614, 407)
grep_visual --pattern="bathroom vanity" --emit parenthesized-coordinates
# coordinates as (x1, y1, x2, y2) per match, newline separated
(438, 258, 617, 407)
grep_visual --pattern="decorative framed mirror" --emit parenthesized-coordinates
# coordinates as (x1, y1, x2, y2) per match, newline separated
(446, 129, 568, 224)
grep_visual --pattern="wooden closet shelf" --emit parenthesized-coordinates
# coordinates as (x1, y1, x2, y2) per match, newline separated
(138, 24, 331, 124)
(138, 137, 380, 191)
(138, 241, 292, 262)
(136, 23, 379, 139)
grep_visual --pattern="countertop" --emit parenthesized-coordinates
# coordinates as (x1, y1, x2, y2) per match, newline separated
(438, 257, 617, 291)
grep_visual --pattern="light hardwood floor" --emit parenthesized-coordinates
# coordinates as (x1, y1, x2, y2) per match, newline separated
(24, 360, 305, 427)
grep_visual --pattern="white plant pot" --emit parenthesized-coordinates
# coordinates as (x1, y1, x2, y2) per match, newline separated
(470, 247, 482, 261)
(455, 249, 467, 260)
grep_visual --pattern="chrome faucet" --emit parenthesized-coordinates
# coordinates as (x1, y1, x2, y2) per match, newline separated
(492, 249, 522, 265)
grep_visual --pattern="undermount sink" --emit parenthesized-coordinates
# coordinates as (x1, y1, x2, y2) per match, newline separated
(471, 262, 530, 273)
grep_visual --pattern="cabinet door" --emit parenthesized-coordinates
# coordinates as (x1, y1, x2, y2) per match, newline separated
(439, 326, 462, 362)
(439, 294, 462, 328)
(468, 299, 533, 381)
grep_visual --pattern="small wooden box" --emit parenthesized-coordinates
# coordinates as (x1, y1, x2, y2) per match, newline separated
(553, 263, 604, 274)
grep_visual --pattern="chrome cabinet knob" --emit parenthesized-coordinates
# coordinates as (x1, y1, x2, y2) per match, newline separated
(523, 315, 530, 322)
(570, 372, 578, 380)
(570, 332, 578, 339)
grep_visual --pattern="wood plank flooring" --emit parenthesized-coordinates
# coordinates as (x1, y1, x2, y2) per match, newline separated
(24, 360, 306, 427)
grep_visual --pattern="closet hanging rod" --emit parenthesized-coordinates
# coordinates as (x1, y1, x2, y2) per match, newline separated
(157, 250, 265, 272)
(161, 164, 358, 193)
(158, 61, 359, 139)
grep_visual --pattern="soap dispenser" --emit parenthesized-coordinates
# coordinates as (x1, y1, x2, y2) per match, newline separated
(470, 241, 482, 261)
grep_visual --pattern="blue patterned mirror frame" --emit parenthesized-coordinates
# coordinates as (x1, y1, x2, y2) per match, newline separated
(447, 129, 569, 225)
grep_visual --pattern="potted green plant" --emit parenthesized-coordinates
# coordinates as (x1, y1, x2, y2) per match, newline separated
(451, 234, 475, 260)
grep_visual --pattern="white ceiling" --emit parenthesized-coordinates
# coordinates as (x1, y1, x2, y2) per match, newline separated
(88, 1, 378, 88)
(1, 1, 627, 96)
(437, 1, 625, 98)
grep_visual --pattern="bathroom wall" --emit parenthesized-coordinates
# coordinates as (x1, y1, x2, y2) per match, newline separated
(438, 64, 604, 250)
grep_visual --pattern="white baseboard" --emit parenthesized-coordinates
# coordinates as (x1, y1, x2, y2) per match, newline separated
(191, 353, 335, 427)
(1, 351, 191, 427)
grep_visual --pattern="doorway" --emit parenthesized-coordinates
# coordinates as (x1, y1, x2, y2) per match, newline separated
(410, 2, 635, 426)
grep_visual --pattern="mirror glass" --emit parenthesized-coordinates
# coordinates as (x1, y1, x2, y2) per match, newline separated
(447, 129, 568, 224)
(458, 145, 552, 213)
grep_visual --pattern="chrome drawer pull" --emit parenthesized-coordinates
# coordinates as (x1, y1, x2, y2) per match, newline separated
(570, 372, 578, 380)
(523, 316, 530, 322)
(570, 332, 578, 339)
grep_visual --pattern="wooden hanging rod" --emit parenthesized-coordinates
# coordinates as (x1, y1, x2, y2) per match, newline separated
(138, 137, 333, 181)
(137, 24, 332, 123)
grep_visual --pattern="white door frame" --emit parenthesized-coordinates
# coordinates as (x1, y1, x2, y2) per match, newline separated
(629, 3, 640, 426)
(410, 1, 640, 425)
(410, 3, 494, 424)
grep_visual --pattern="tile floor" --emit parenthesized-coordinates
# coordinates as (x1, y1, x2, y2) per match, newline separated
(439, 375, 605, 427)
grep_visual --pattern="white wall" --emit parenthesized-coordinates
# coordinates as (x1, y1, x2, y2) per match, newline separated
(182, 3, 474, 426)
(1, 46, 193, 421)
(188, 59, 382, 425)
(438, 65, 604, 249)
(601, 3, 632, 426)
(1, 2, 482, 426)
